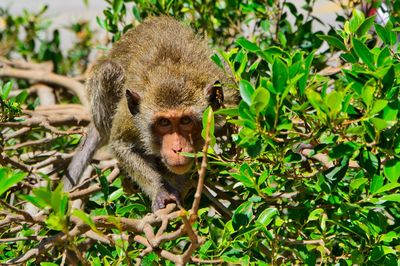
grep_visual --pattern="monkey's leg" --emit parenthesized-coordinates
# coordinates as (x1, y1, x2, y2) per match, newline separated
(111, 139, 180, 211)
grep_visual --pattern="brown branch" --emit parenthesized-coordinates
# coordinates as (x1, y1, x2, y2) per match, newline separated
(191, 109, 212, 215)
(284, 237, 331, 255)
(68, 167, 120, 200)
(0, 57, 53, 72)
(191, 257, 223, 264)
(3, 127, 30, 140)
(0, 152, 33, 172)
(6, 232, 65, 264)
(28, 104, 88, 115)
(33, 152, 74, 169)
(0, 67, 88, 107)
(0, 236, 45, 242)
(4, 136, 59, 150)
(35, 83, 56, 106)
(0, 114, 90, 128)
(203, 186, 232, 219)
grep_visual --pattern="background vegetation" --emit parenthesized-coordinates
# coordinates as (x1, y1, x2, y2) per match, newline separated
(0, 0, 399, 265)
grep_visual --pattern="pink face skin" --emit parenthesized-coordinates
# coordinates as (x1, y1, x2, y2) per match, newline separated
(153, 110, 201, 175)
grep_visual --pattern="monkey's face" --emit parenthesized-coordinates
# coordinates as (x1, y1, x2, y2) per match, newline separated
(152, 109, 202, 175)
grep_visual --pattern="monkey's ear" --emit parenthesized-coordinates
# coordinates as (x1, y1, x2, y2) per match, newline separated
(204, 80, 224, 110)
(126, 90, 141, 115)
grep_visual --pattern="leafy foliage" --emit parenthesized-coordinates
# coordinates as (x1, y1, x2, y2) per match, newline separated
(1, 0, 399, 265)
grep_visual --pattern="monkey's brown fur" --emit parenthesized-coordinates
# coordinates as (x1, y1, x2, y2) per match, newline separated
(85, 16, 235, 211)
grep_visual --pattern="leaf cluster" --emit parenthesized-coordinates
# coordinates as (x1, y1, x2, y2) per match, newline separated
(0, 0, 399, 265)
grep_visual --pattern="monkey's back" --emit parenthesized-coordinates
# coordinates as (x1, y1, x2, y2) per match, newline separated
(109, 16, 223, 109)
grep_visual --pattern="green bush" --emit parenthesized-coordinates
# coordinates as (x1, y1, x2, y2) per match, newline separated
(0, 0, 399, 265)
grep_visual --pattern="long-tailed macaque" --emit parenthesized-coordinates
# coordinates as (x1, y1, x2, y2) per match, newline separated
(65, 16, 236, 211)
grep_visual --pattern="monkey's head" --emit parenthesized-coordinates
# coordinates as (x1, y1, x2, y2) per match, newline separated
(126, 79, 223, 175)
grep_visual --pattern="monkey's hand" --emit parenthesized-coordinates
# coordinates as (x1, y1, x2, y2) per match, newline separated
(152, 185, 181, 212)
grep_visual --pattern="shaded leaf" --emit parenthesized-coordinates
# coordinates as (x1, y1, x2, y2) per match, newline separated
(352, 38, 375, 70)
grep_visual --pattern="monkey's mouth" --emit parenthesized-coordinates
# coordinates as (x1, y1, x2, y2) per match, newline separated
(167, 161, 193, 175)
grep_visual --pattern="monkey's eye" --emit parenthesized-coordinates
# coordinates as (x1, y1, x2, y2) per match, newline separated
(180, 116, 192, 125)
(157, 118, 171, 127)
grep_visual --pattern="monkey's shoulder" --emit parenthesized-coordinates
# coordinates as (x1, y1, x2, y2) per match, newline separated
(110, 99, 140, 141)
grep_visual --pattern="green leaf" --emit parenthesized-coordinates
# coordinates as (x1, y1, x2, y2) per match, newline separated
(46, 213, 66, 231)
(239, 80, 255, 105)
(214, 107, 239, 116)
(251, 87, 270, 114)
(283, 152, 302, 163)
(325, 157, 349, 188)
(380, 231, 397, 243)
(230, 172, 255, 188)
(359, 149, 379, 176)
(257, 171, 269, 186)
(257, 208, 278, 226)
(329, 142, 359, 159)
(112, 0, 124, 13)
(341, 52, 357, 63)
(298, 52, 314, 95)
(356, 15, 376, 37)
(96, 16, 107, 30)
(362, 84, 375, 107)
(202, 106, 216, 147)
(369, 99, 388, 115)
(0, 171, 26, 196)
(132, 6, 142, 21)
(272, 58, 288, 93)
(72, 209, 97, 232)
(375, 183, 400, 194)
(370, 175, 383, 194)
(377, 47, 391, 67)
(20, 194, 48, 209)
(375, 24, 390, 45)
(15, 90, 28, 103)
(317, 35, 347, 51)
(116, 203, 146, 215)
(370, 246, 396, 261)
(232, 201, 253, 230)
(325, 91, 342, 116)
(349, 8, 365, 33)
(350, 177, 368, 191)
(211, 54, 224, 69)
(378, 194, 400, 202)
(108, 188, 124, 202)
(382, 66, 395, 92)
(307, 208, 324, 222)
(236, 37, 260, 52)
(384, 159, 400, 183)
(352, 38, 375, 70)
(370, 117, 391, 131)
(1, 81, 13, 100)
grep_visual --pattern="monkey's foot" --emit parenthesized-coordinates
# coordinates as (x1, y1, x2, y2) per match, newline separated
(152, 189, 181, 212)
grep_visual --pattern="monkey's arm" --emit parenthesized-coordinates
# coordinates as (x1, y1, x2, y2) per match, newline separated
(87, 59, 125, 139)
(110, 139, 180, 211)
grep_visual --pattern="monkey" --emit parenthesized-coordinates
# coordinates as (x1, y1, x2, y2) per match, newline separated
(64, 16, 237, 211)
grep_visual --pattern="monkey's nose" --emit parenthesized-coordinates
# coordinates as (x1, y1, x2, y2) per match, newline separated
(172, 147, 183, 153)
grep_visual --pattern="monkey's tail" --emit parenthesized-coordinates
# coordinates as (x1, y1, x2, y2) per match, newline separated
(62, 123, 102, 190)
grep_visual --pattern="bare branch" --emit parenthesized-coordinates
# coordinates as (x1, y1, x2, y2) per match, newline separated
(0, 57, 53, 72)
(68, 167, 120, 200)
(0, 67, 88, 107)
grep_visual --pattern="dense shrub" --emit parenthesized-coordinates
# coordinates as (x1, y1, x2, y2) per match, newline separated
(0, 0, 399, 265)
